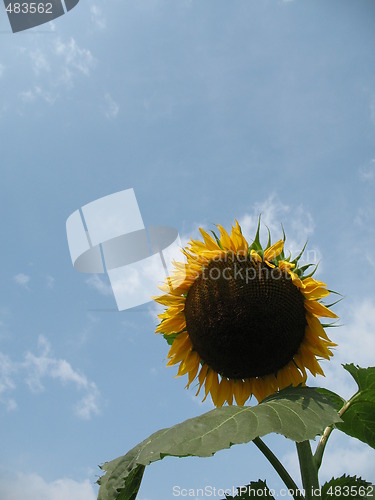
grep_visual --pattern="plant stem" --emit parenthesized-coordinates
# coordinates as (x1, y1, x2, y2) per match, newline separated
(253, 437, 302, 500)
(296, 441, 320, 499)
(314, 397, 354, 470)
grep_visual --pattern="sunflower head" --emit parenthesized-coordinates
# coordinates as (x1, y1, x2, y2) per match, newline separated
(154, 219, 338, 407)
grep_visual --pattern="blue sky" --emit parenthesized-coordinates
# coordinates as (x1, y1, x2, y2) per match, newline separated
(1, 0, 375, 498)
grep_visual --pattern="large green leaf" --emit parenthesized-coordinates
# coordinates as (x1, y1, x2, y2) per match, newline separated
(97, 387, 340, 500)
(321, 475, 373, 499)
(224, 480, 275, 499)
(323, 365, 375, 449)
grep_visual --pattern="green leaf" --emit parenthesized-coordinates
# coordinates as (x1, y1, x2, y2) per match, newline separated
(338, 365, 375, 449)
(97, 387, 340, 500)
(224, 480, 275, 499)
(316, 388, 346, 411)
(321, 474, 373, 499)
(98, 457, 145, 500)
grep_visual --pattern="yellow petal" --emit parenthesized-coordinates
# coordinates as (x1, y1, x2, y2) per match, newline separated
(199, 228, 221, 251)
(153, 294, 185, 306)
(278, 260, 295, 272)
(185, 356, 200, 388)
(250, 249, 262, 263)
(176, 350, 200, 377)
(302, 277, 327, 290)
(304, 300, 338, 319)
(230, 223, 249, 254)
(167, 331, 190, 359)
(264, 240, 284, 261)
(195, 364, 209, 396)
(234, 379, 252, 406)
(202, 369, 219, 402)
(215, 377, 230, 407)
(155, 314, 186, 334)
(217, 225, 235, 252)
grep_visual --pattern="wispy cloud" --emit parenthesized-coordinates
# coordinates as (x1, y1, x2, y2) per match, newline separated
(30, 48, 50, 75)
(0, 336, 101, 419)
(238, 194, 319, 265)
(54, 37, 96, 83)
(17, 36, 96, 107)
(46, 275, 55, 289)
(322, 299, 375, 399)
(0, 63, 4, 78)
(104, 92, 119, 119)
(24, 336, 100, 419)
(19, 85, 56, 105)
(14, 273, 31, 288)
(85, 274, 113, 296)
(0, 352, 17, 411)
(90, 5, 107, 30)
(359, 159, 375, 182)
(0, 472, 96, 500)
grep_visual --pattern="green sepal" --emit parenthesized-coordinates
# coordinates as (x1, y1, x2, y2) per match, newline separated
(291, 240, 308, 265)
(163, 333, 177, 345)
(265, 226, 272, 250)
(249, 215, 263, 252)
(303, 262, 319, 278)
(324, 297, 344, 308)
(210, 229, 223, 249)
(294, 263, 315, 277)
(320, 322, 341, 328)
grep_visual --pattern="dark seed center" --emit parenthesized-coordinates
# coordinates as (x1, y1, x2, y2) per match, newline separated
(184, 256, 307, 378)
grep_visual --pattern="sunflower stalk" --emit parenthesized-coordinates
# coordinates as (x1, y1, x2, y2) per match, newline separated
(253, 437, 303, 500)
(296, 440, 320, 499)
(313, 394, 358, 470)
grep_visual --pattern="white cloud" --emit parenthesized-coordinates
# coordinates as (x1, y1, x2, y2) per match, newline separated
(238, 194, 319, 265)
(0, 352, 16, 410)
(30, 49, 50, 75)
(90, 5, 107, 30)
(16, 36, 96, 108)
(46, 275, 55, 289)
(23, 335, 100, 419)
(359, 159, 375, 182)
(19, 86, 56, 105)
(0, 63, 4, 78)
(75, 387, 100, 420)
(104, 93, 119, 119)
(321, 299, 375, 399)
(54, 37, 96, 86)
(0, 336, 100, 419)
(13, 273, 30, 288)
(85, 274, 113, 296)
(0, 472, 97, 500)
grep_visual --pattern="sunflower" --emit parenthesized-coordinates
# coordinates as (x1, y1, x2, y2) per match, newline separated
(154, 220, 338, 406)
